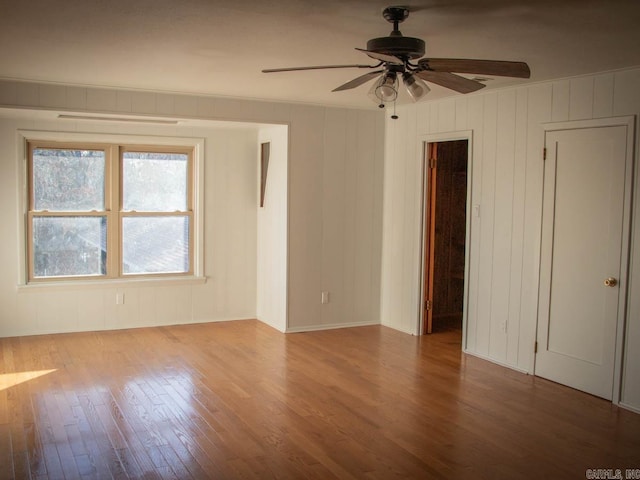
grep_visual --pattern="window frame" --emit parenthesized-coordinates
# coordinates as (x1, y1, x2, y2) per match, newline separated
(21, 131, 204, 286)
(118, 145, 195, 278)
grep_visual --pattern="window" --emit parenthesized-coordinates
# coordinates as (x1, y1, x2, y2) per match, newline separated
(27, 141, 195, 282)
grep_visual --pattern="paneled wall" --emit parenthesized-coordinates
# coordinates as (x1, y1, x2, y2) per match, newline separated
(0, 114, 259, 336)
(257, 125, 288, 332)
(289, 109, 385, 331)
(381, 67, 640, 411)
(0, 79, 385, 336)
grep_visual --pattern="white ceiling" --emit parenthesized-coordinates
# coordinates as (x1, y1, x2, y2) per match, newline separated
(1, 0, 639, 109)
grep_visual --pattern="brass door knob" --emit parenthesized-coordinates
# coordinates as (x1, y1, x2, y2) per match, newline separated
(604, 277, 618, 287)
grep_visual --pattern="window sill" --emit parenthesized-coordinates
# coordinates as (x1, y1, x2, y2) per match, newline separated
(17, 275, 208, 292)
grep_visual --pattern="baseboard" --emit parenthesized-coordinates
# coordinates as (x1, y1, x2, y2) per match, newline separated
(191, 317, 256, 324)
(618, 402, 640, 415)
(380, 322, 418, 336)
(256, 317, 286, 333)
(285, 320, 379, 333)
(463, 349, 530, 374)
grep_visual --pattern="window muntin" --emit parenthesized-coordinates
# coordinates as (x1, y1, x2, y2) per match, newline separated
(27, 141, 194, 282)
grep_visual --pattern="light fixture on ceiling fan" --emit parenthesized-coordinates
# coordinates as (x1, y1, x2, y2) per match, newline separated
(369, 71, 400, 104)
(262, 6, 531, 115)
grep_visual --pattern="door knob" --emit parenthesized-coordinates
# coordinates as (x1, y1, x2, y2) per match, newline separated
(604, 277, 618, 287)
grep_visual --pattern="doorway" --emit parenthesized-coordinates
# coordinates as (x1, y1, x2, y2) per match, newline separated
(535, 119, 634, 400)
(421, 139, 469, 334)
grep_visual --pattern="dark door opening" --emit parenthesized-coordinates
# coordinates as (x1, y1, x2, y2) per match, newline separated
(422, 139, 468, 334)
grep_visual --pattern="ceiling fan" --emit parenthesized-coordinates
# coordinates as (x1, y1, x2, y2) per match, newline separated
(262, 6, 531, 107)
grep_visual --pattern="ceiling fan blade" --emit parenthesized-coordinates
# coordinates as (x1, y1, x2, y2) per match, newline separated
(333, 70, 384, 92)
(355, 48, 403, 65)
(419, 58, 531, 78)
(415, 71, 486, 94)
(263, 64, 376, 73)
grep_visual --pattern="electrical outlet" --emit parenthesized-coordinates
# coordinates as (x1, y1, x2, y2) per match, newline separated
(321, 291, 329, 304)
(116, 293, 125, 305)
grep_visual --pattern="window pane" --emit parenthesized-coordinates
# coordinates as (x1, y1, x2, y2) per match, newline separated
(33, 149, 105, 211)
(33, 216, 107, 278)
(123, 152, 188, 211)
(122, 216, 189, 274)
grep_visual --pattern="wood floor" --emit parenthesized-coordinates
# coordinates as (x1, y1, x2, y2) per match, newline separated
(1, 320, 638, 479)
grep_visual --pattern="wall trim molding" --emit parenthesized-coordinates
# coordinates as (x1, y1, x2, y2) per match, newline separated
(286, 320, 379, 334)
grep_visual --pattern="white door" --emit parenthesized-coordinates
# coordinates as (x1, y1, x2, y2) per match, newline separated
(535, 125, 629, 400)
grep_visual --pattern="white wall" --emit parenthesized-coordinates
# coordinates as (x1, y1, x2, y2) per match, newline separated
(0, 113, 259, 336)
(287, 108, 385, 332)
(256, 125, 288, 332)
(0, 79, 385, 336)
(381, 67, 640, 411)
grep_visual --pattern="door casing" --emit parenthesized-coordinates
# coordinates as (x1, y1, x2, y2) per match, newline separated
(417, 131, 473, 345)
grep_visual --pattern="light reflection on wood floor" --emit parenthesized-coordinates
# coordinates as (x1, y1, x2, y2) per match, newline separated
(0, 320, 638, 479)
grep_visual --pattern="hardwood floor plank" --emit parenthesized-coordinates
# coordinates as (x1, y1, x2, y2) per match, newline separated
(25, 422, 47, 477)
(1, 320, 639, 479)
(11, 450, 32, 480)
(76, 394, 127, 478)
(69, 402, 111, 478)
(0, 424, 13, 480)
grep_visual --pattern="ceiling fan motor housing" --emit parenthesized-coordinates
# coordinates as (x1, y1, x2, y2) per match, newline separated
(366, 36, 425, 60)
